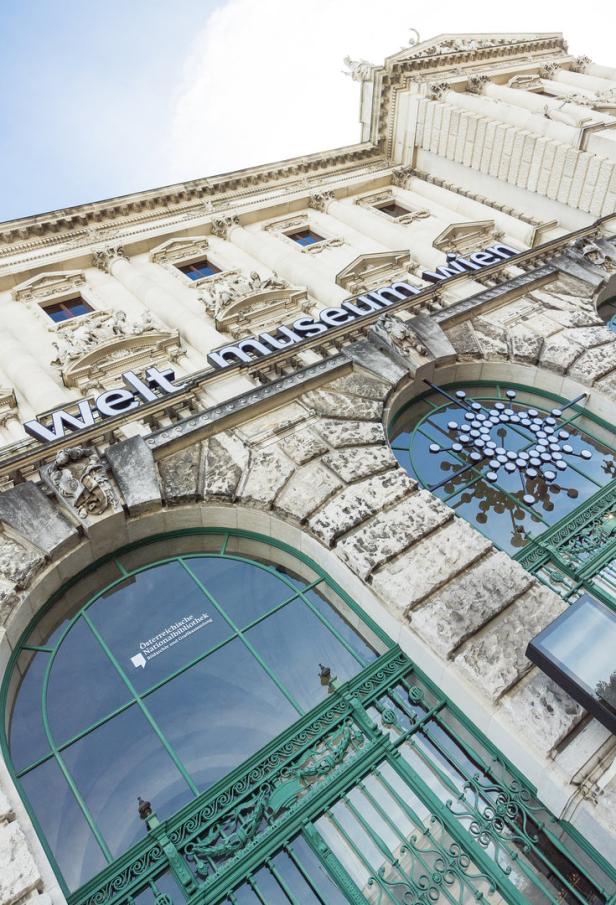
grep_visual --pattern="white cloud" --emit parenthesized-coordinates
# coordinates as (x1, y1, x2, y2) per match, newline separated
(165, 0, 614, 184)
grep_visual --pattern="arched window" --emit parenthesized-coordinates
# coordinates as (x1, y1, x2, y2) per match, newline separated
(389, 382, 616, 560)
(3, 530, 616, 905)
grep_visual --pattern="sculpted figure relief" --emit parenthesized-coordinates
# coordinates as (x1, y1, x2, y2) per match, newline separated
(51, 310, 157, 367)
(342, 56, 375, 82)
(199, 271, 288, 318)
(46, 446, 117, 519)
(580, 241, 616, 273)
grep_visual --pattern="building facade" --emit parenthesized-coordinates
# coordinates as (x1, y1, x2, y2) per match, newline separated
(1, 30, 616, 905)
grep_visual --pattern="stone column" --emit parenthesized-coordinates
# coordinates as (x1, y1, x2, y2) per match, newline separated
(550, 67, 616, 94)
(93, 246, 226, 357)
(484, 82, 611, 126)
(0, 327, 72, 414)
(94, 245, 255, 399)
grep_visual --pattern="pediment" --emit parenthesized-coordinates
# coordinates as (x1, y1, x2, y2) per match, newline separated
(336, 250, 412, 292)
(388, 32, 561, 64)
(150, 236, 209, 264)
(61, 331, 182, 387)
(217, 287, 308, 327)
(12, 270, 85, 302)
(432, 220, 499, 254)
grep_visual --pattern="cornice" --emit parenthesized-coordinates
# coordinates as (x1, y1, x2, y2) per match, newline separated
(0, 144, 383, 252)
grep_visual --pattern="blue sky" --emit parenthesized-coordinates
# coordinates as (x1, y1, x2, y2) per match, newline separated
(0, 0, 220, 219)
(0, 0, 611, 223)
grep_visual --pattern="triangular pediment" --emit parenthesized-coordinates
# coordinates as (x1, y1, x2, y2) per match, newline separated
(336, 251, 411, 291)
(150, 236, 209, 264)
(12, 270, 85, 302)
(432, 220, 498, 254)
(387, 32, 563, 64)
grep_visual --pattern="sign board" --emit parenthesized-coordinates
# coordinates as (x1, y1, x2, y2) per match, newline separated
(207, 243, 517, 370)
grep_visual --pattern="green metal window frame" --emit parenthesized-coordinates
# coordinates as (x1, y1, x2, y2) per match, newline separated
(2, 529, 616, 905)
(388, 380, 616, 609)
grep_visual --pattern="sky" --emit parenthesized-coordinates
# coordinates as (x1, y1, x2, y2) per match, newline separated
(0, 0, 613, 223)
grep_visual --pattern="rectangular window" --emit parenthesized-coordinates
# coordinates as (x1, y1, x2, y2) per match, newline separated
(287, 229, 324, 247)
(43, 297, 93, 323)
(527, 593, 616, 733)
(177, 258, 220, 281)
(377, 202, 411, 218)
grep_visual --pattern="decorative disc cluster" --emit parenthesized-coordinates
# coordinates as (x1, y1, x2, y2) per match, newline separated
(429, 389, 592, 506)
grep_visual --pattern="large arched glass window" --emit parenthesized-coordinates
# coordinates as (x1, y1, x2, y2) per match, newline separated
(3, 529, 616, 905)
(389, 382, 616, 560)
(3, 532, 380, 892)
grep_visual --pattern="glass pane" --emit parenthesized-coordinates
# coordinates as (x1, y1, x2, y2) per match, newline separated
(145, 638, 298, 790)
(88, 562, 234, 692)
(47, 616, 130, 744)
(448, 480, 546, 552)
(68, 298, 91, 316)
(61, 704, 193, 857)
(533, 596, 616, 708)
(20, 757, 108, 892)
(290, 836, 351, 905)
(185, 557, 299, 628)
(9, 651, 50, 771)
(302, 588, 377, 662)
(47, 307, 69, 322)
(246, 599, 365, 711)
(251, 866, 290, 904)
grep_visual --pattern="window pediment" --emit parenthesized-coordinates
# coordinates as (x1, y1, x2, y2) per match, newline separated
(196, 270, 309, 337)
(149, 236, 209, 265)
(51, 309, 182, 388)
(432, 220, 502, 254)
(336, 250, 415, 294)
(12, 270, 86, 303)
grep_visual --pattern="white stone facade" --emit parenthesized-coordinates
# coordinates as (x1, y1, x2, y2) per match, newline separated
(1, 31, 616, 905)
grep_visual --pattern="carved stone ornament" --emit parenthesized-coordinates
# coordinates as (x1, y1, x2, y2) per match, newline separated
(579, 240, 616, 273)
(50, 309, 183, 389)
(342, 55, 376, 82)
(428, 81, 451, 100)
(12, 270, 86, 303)
(196, 268, 310, 339)
(92, 245, 126, 273)
(391, 166, 415, 188)
(149, 236, 209, 265)
(507, 74, 543, 92)
(197, 270, 290, 321)
(0, 388, 18, 430)
(571, 55, 592, 72)
(372, 314, 428, 357)
(467, 74, 490, 93)
(539, 62, 559, 78)
(300, 236, 344, 255)
(210, 215, 239, 240)
(264, 215, 307, 233)
(42, 446, 121, 522)
(308, 190, 334, 212)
